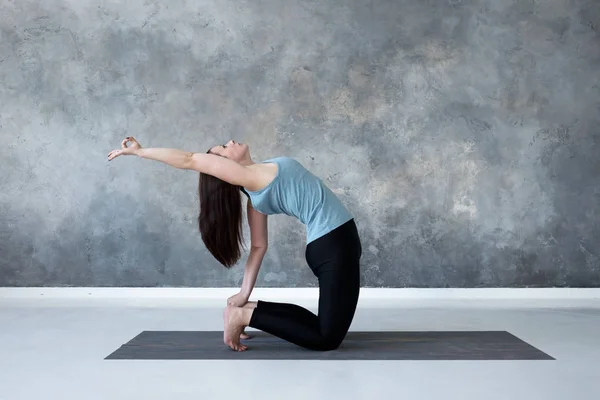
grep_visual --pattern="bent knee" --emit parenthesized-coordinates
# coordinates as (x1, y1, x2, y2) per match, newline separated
(314, 333, 344, 351)
(320, 341, 342, 351)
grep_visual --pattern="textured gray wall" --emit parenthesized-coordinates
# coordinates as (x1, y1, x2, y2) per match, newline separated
(1, 0, 599, 288)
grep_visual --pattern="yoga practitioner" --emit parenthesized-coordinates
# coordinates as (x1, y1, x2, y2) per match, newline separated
(108, 137, 362, 351)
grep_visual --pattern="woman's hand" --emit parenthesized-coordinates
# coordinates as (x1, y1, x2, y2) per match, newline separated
(227, 291, 250, 307)
(108, 137, 143, 161)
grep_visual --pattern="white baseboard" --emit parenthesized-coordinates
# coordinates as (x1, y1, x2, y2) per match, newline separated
(1, 287, 599, 300)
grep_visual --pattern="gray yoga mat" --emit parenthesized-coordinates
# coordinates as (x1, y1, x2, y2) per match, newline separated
(105, 331, 554, 360)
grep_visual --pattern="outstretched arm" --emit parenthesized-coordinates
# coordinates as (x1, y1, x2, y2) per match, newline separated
(108, 137, 255, 187)
(228, 200, 269, 306)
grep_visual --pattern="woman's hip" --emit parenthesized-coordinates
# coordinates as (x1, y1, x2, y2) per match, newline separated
(305, 219, 362, 272)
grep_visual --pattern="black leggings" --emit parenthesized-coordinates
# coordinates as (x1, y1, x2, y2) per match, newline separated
(248, 219, 362, 351)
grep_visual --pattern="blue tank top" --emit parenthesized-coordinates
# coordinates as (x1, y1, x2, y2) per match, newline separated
(242, 157, 353, 244)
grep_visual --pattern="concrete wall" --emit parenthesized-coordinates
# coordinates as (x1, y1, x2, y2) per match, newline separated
(1, 0, 599, 287)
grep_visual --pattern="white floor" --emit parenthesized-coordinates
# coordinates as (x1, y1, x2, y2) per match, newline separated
(1, 292, 600, 400)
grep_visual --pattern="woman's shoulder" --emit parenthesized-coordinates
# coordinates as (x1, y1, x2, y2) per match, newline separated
(244, 160, 280, 192)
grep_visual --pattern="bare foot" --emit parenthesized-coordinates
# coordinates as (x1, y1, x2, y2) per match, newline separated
(223, 306, 248, 351)
(243, 301, 257, 309)
(240, 331, 251, 340)
(241, 302, 257, 339)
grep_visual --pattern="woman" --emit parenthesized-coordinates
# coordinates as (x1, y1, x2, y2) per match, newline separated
(108, 137, 362, 352)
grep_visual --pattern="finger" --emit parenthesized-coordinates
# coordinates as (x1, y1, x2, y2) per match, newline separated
(121, 138, 129, 149)
(108, 150, 122, 161)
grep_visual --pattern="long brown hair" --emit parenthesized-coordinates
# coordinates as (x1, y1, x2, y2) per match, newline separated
(197, 150, 245, 268)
